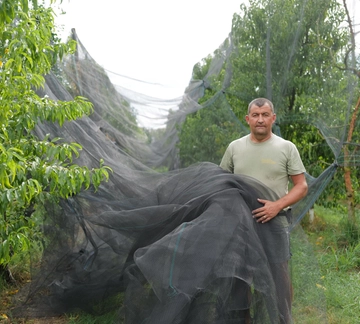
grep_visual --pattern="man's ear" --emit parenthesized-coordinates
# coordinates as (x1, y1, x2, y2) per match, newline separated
(272, 113, 276, 123)
(245, 115, 249, 123)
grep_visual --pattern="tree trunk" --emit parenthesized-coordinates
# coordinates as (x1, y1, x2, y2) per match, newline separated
(344, 96, 360, 223)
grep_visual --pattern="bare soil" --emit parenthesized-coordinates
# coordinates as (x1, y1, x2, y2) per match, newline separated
(0, 283, 68, 324)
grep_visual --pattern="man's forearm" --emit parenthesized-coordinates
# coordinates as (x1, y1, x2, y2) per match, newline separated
(275, 182, 308, 211)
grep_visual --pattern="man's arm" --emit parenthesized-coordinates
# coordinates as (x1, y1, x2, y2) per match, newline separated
(252, 173, 308, 223)
(219, 146, 234, 173)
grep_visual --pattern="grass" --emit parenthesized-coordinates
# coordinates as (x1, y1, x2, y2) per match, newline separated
(66, 312, 118, 324)
(1, 205, 360, 323)
(291, 225, 328, 324)
(297, 205, 360, 324)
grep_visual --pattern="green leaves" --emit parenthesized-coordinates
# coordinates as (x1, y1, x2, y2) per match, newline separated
(0, 1, 112, 268)
(0, 218, 32, 265)
(179, 0, 357, 212)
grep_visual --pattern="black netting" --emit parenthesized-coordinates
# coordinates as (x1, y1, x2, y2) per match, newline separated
(17, 164, 296, 323)
(12, 1, 360, 322)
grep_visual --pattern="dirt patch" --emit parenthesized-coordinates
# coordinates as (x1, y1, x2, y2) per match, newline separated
(0, 283, 68, 324)
(0, 316, 68, 324)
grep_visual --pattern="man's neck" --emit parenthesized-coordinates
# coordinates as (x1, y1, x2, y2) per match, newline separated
(249, 133, 273, 143)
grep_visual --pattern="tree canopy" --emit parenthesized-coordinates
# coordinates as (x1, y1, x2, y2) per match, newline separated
(178, 0, 359, 211)
(0, 0, 111, 269)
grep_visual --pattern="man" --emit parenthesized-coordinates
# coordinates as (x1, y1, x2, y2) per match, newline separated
(220, 98, 308, 323)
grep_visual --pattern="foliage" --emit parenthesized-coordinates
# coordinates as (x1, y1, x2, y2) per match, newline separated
(0, 0, 111, 269)
(178, 56, 249, 167)
(58, 57, 142, 138)
(178, 0, 358, 209)
(178, 96, 247, 167)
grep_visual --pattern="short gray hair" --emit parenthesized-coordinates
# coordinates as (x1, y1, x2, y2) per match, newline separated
(247, 98, 274, 114)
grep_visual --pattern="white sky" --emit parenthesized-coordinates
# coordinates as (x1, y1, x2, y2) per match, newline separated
(53, 0, 359, 100)
(54, 0, 244, 97)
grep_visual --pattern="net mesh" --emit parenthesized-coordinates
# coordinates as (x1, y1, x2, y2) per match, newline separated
(13, 1, 360, 323)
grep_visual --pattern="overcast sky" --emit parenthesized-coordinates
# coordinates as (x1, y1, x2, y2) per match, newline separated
(54, 0, 359, 98)
(55, 0, 243, 97)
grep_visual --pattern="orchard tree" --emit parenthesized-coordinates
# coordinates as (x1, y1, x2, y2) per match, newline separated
(178, 54, 249, 167)
(0, 0, 111, 277)
(178, 0, 358, 211)
(228, 0, 350, 158)
(333, 0, 360, 223)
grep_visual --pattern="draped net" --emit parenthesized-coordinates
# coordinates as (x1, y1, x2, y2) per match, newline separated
(13, 1, 360, 323)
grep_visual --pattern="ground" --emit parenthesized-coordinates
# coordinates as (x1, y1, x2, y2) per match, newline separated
(0, 282, 68, 324)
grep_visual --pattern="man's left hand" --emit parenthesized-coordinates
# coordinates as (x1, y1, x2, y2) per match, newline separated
(252, 199, 281, 223)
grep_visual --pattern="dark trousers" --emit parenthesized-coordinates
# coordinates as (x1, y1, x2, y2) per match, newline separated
(230, 262, 292, 324)
(269, 261, 292, 324)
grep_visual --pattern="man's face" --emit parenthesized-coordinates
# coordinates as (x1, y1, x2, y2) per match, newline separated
(245, 104, 276, 142)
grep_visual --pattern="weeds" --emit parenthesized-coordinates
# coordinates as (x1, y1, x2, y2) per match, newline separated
(301, 205, 360, 324)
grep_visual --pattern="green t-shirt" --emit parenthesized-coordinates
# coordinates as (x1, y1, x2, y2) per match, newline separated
(220, 134, 306, 199)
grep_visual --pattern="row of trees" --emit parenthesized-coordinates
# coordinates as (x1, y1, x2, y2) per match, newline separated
(0, 0, 359, 280)
(0, 1, 111, 277)
(178, 0, 359, 220)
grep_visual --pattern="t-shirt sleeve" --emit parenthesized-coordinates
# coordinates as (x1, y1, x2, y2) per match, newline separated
(287, 143, 306, 175)
(219, 145, 234, 173)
